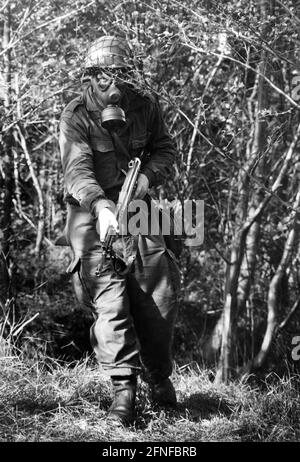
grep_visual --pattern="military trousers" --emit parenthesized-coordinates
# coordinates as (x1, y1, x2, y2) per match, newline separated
(65, 203, 180, 380)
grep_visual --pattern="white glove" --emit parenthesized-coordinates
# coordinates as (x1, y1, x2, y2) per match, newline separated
(97, 207, 119, 242)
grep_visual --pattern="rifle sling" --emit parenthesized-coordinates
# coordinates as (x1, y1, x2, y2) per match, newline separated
(109, 130, 132, 164)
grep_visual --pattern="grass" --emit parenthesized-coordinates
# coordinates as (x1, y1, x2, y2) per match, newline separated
(0, 351, 300, 442)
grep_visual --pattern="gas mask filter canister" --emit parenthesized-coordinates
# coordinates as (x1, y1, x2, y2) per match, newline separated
(95, 69, 127, 130)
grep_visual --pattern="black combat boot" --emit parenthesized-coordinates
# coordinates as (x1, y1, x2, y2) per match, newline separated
(107, 375, 137, 426)
(150, 377, 177, 408)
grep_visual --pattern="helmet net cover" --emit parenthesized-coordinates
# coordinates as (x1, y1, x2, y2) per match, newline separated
(84, 36, 133, 70)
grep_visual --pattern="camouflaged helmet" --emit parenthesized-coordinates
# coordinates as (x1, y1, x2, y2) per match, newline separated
(84, 36, 133, 71)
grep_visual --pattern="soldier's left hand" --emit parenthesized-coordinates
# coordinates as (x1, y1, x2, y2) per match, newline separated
(133, 173, 149, 199)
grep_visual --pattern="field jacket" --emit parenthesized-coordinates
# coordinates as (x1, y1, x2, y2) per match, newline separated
(59, 85, 176, 217)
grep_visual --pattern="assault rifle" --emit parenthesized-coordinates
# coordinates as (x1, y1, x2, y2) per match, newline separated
(95, 156, 142, 276)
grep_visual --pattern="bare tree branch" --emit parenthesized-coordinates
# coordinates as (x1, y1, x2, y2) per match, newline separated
(252, 188, 300, 369)
(0, 0, 96, 58)
(15, 124, 46, 255)
(181, 37, 300, 111)
(278, 295, 300, 331)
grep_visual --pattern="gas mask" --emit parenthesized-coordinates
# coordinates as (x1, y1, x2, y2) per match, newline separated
(91, 68, 132, 131)
(84, 36, 141, 129)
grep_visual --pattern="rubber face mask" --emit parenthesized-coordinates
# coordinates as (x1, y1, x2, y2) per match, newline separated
(91, 68, 133, 131)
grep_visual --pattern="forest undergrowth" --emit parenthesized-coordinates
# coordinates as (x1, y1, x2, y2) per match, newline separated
(0, 345, 299, 442)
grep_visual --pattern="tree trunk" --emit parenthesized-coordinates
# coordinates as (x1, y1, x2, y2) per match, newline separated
(16, 125, 45, 257)
(0, 5, 14, 304)
(251, 189, 300, 370)
(214, 0, 273, 384)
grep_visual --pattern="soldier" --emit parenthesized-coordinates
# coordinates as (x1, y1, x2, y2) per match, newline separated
(59, 35, 180, 426)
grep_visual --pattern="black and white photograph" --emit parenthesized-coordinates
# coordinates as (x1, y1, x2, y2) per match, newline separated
(0, 0, 300, 447)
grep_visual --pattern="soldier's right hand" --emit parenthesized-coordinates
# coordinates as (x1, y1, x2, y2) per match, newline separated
(97, 207, 119, 242)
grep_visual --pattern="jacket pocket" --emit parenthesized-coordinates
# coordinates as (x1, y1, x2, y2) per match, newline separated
(90, 137, 114, 152)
